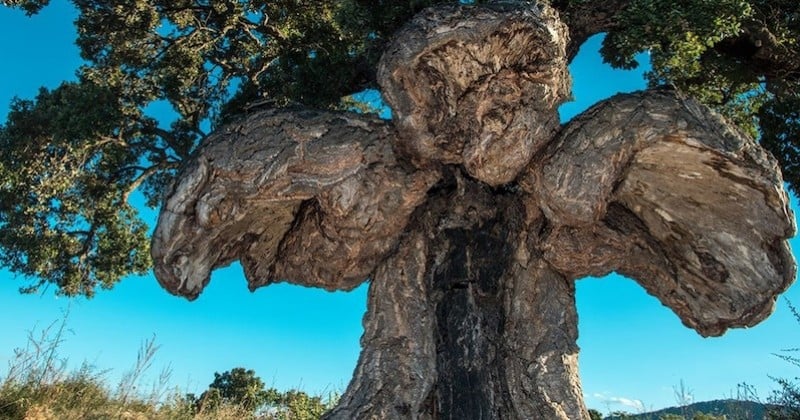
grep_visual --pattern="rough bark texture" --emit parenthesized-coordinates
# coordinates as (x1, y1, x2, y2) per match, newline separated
(151, 108, 438, 298)
(521, 90, 796, 336)
(378, 2, 570, 186)
(151, 2, 796, 419)
(326, 171, 585, 419)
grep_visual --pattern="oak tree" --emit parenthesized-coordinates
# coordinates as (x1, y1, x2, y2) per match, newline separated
(2, 0, 798, 418)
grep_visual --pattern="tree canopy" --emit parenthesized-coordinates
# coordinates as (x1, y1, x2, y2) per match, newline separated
(1, 0, 798, 296)
(191, 367, 335, 418)
(196, 367, 273, 412)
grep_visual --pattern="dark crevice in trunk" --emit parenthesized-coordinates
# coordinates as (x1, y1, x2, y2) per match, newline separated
(323, 173, 589, 419)
(148, 0, 798, 412)
(428, 215, 516, 418)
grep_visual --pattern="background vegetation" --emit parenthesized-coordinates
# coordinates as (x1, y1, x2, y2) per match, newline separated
(598, 301, 800, 420)
(0, 317, 337, 419)
(1, 310, 797, 419)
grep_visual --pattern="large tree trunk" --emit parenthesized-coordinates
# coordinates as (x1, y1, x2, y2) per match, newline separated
(151, 3, 795, 420)
(326, 170, 586, 419)
(151, 89, 794, 418)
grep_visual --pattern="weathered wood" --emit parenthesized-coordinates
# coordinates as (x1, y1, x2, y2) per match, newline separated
(326, 171, 586, 419)
(151, 109, 438, 298)
(522, 90, 796, 336)
(378, 2, 570, 186)
(151, 2, 796, 419)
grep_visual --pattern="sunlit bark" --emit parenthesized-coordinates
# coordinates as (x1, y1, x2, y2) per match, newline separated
(152, 2, 795, 419)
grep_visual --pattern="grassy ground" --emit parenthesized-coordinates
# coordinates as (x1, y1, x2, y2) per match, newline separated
(0, 316, 334, 420)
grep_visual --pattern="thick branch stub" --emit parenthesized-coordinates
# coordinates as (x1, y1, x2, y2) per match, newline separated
(523, 90, 796, 336)
(151, 109, 438, 299)
(378, 1, 570, 186)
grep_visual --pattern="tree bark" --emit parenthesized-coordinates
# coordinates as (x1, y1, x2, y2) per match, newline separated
(152, 89, 794, 419)
(326, 170, 586, 420)
(377, 2, 570, 187)
(523, 90, 795, 336)
(151, 3, 796, 420)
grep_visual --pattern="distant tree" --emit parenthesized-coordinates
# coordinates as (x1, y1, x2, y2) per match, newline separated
(589, 408, 604, 420)
(197, 367, 273, 412)
(192, 367, 334, 418)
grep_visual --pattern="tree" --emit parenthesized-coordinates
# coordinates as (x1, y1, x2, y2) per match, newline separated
(589, 408, 604, 420)
(196, 367, 272, 412)
(191, 367, 334, 418)
(2, 0, 798, 419)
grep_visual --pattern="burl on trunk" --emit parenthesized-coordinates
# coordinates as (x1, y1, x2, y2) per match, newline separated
(151, 2, 795, 419)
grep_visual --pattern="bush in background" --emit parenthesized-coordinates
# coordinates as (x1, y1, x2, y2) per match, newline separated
(0, 316, 336, 420)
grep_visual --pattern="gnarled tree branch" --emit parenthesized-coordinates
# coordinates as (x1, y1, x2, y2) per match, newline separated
(522, 90, 796, 336)
(151, 3, 796, 419)
(151, 108, 438, 299)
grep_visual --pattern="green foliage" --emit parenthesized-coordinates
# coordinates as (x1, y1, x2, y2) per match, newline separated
(197, 367, 271, 412)
(0, 0, 459, 296)
(193, 367, 337, 419)
(602, 0, 753, 70)
(0, 81, 155, 296)
(1, 0, 798, 295)
(0, 0, 49, 15)
(589, 408, 604, 420)
(269, 389, 336, 420)
(601, 0, 800, 186)
(759, 91, 800, 195)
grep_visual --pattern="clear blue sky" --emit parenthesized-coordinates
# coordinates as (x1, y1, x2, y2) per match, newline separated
(1, 1, 799, 415)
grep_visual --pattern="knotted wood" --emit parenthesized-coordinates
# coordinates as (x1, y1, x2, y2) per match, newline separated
(151, 109, 438, 298)
(378, 2, 570, 186)
(151, 2, 795, 419)
(522, 91, 795, 336)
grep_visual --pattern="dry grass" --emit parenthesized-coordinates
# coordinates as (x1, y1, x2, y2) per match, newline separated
(0, 314, 334, 420)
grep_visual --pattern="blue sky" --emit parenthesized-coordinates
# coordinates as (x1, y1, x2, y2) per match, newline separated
(1, 1, 799, 415)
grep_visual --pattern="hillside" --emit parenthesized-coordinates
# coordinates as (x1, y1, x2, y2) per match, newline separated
(605, 399, 774, 419)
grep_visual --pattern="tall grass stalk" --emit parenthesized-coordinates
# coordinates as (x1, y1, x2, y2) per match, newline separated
(0, 313, 335, 419)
